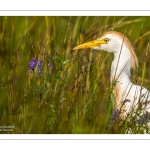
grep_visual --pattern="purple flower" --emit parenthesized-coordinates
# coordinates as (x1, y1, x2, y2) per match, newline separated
(29, 57, 36, 72)
(143, 112, 149, 121)
(137, 112, 149, 124)
(110, 109, 119, 123)
(123, 99, 130, 104)
(38, 59, 43, 78)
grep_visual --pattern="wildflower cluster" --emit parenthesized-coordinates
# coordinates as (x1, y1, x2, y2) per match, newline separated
(110, 99, 130, 124)
(37, 59, 43, 78)
(137, 112, 149, 125)
(28, 57, 43, 78)
(29, 57, 36, 72)
(110, 109, 119, 123)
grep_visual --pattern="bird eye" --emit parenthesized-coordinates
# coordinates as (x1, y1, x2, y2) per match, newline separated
(104, 38, 109, 43)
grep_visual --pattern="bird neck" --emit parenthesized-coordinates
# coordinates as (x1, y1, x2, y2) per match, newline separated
(111, 47, 133, 108)
(111, 46, 132, 86)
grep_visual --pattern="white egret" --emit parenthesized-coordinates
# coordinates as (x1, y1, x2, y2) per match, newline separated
(73, 31, 150, 124)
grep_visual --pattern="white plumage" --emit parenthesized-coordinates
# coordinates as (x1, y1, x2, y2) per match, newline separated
(74, 31, 150, 125)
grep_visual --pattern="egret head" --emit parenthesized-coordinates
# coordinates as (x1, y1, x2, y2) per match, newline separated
(73, 31, 138, 69)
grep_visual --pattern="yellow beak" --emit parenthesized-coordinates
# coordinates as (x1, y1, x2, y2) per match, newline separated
(73, 39, 106, 50)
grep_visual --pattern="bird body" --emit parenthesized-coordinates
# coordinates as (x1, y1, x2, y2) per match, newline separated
(74, 31, 150, 122)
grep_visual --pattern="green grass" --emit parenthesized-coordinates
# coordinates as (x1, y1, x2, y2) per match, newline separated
(0, 16, 150, 133)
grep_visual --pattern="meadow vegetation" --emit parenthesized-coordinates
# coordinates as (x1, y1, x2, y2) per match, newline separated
(0, 16, 150, 133)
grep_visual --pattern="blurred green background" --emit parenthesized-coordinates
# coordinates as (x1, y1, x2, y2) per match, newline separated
(0, 16, 150, 133)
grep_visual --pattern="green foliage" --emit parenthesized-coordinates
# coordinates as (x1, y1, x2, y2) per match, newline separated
(0, 16, 150, 133)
